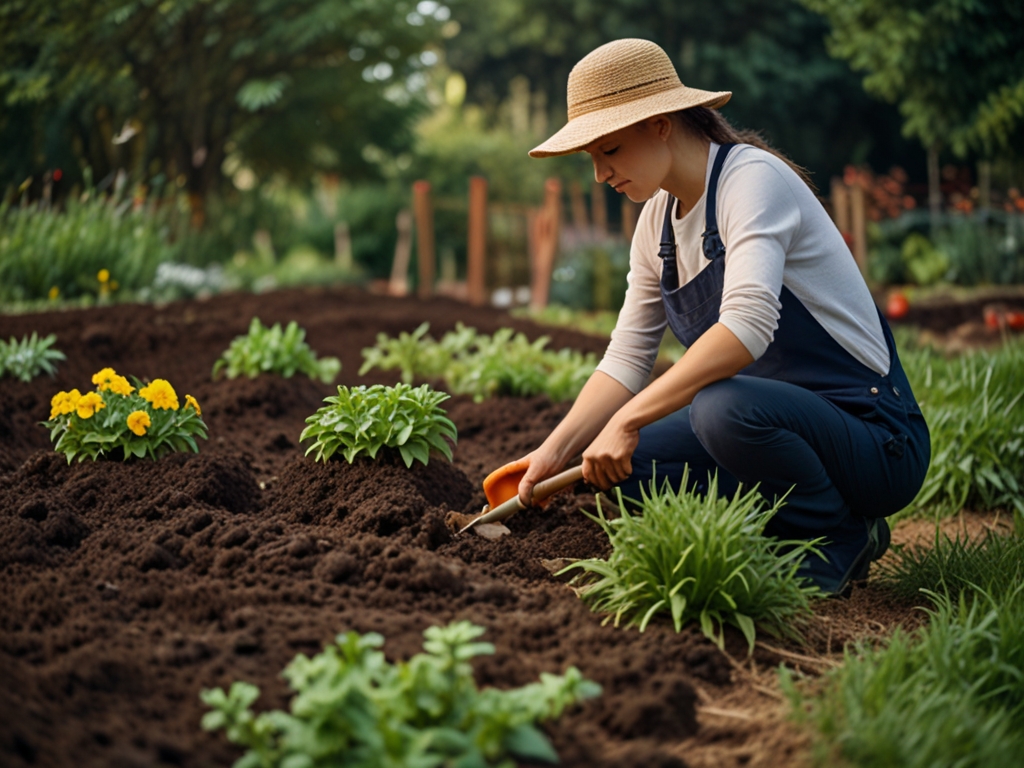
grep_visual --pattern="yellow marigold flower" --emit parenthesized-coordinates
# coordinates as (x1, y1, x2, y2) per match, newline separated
(49, 388, 82, 419)
(76, 391, 106, 419)
(97, 269, 110, 283)
(48, 286, 60, 300)
(92, 368, 117, 388)
(106, 375, 135, 396)
(126, 410, 151, 436)
(184, 394, 202, 416)
(139, 379, 179, 410)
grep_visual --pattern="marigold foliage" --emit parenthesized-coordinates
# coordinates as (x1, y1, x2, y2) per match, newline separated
(200, 620, 601, 768)
(300, 383, 456, 467)
(560, 467, 822, 652)
(213, 317, 341, 383)
(0, 332, 66, 382)
(42, 368, 206, 462)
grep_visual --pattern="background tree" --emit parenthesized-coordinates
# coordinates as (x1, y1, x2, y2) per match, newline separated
(800, 0, 1024, 221)
(442, 0, 921, 185)
(0, 0, 443, 207)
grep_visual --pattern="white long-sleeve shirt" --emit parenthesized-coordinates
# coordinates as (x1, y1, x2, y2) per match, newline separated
(595, 142, 890, 394)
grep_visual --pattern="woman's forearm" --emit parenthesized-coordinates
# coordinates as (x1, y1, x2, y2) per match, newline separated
(614, 322, 754, 432)
(538, 370, 635, 465)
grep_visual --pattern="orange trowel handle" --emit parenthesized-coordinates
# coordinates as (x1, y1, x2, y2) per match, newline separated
(483, 459, 583, 508)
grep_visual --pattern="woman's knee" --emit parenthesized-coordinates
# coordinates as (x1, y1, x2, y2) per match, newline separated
(689, 378, 754, 448)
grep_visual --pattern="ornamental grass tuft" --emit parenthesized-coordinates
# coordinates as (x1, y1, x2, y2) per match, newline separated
(213, 317, 341, 383)
(42, 368, 207, 462)
(0, 332, 65, 382)
(300, 382, 457, 467)
(560, 467, 822, 651)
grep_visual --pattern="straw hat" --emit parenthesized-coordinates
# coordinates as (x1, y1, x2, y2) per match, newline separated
(529, 39, 731, 158)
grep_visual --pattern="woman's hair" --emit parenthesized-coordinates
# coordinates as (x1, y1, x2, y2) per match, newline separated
(673, 107, 817, 193)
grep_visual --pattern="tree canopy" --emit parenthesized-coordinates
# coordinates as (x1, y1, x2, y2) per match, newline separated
(0, 0, 443, 198)
(800, 0, 1024, 159)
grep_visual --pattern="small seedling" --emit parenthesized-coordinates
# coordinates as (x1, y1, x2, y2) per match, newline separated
(213, 317, 341, 383)
(359, 322, 597, 402)
(560, 467, 822, 651)
(0, 333, 65, 381)
(42, 368, 207, 462)
(201, 620, 601, 768)
(300, 382, 457, 467)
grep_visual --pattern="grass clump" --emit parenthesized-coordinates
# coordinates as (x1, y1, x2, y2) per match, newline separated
(213, 317, 341, 384)
(901, 339, 1024, 517)
(785, 582, 1024, 768)
(0, 332, 65, 381)
(877, 526, 1024, 602)
(201, 620, 601, 768)
(359, 321, 597, 402)
(300, 383, 456, 467)
(559, 467, 822, 651)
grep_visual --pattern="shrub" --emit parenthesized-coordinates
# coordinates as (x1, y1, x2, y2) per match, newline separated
(359, 322, 597, 402)
(560, 468, 822, 651)
(300, 383, 456, 467)
(42, 368, 206, 462)
(0, 332, 65, 381)
(213, 317, 341, 383)
(200, 620, 601, 768)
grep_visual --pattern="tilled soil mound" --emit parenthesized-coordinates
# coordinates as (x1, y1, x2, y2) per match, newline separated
(0, 287, 734, 768)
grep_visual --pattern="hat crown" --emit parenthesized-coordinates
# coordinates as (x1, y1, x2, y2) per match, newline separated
(567, 39, 682, 121)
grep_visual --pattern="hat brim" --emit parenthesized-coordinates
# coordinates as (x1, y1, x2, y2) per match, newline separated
(529, 86, 732, 158)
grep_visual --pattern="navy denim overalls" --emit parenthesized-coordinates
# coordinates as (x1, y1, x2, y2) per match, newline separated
(617, 144, 930, 586)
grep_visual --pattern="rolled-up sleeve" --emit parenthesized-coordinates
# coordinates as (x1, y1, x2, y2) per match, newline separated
(716, 160, 801, 360)
(594, 200, 667, 394)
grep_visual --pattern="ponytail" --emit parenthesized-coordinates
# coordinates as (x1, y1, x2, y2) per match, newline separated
(674, 107, 817, 193)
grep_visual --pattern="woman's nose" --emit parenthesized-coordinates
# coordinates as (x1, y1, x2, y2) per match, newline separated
(592, 156, 612, 183)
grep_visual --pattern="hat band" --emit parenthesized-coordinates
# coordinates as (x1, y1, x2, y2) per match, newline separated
(568, 75, 679, 119)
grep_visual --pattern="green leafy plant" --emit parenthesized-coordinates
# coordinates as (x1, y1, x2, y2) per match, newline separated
(41, 367, 207, 462)
(200, 620, 601, 768)
(300, 382, 456, 467)
(0, 332, 65, 381)
(784, 582, 1024, 768)
(359, 322, 597, 402)
(213, 317, 341, 383)
(559, 468, 822, 651)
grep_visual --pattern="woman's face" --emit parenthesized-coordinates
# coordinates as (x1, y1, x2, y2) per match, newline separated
(585, 118, 671, 203)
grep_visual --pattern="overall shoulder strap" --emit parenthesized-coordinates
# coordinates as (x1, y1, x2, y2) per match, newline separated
(702, 143, 736, 261)
(658, 193, 677, 261)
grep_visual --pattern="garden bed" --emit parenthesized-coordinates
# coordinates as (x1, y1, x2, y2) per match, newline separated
(0, 287, 947, 767)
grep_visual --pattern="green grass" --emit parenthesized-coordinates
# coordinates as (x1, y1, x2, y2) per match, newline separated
(559, 468, 822, 651)
(785, 582, 1024, 768)
(0, 332, 65, 381)
(901, 338, 1024, 516)
(213, 317, 341, 383)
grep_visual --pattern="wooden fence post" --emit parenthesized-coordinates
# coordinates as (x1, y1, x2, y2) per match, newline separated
(388, 209, 413, 296)
(569, 180, 589, 233)
(530, 178, 562, 311)
(466, 176, 488, 306)
(830, 177, 851, 235)
(412, 180, 435, 298)
(334, 222, 352, 271)
(849, 182, 868, 275)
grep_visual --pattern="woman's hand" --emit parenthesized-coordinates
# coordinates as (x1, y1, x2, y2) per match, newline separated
(581, 414, 640, 490)
(516, 448, 565, 506)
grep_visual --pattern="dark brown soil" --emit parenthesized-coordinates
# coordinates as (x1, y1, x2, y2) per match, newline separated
(0, 287, 728, 768)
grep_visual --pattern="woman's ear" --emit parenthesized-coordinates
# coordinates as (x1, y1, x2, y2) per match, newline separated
(646, 114, 673, 142)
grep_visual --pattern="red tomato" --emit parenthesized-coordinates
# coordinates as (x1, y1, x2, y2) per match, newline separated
(984, 307, 1002, 330)
(886, 292, 910, 320)
(1006, 310, 1024, 331)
